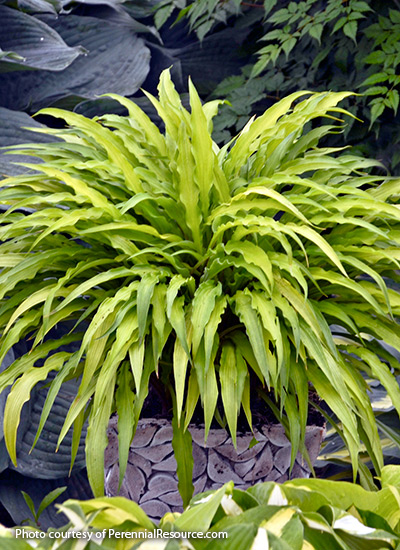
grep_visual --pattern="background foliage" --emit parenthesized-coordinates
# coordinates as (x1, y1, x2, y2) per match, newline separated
(0, 0, 254, 176)
(2, 0, 400, 172)
(154, 0, 400, 172)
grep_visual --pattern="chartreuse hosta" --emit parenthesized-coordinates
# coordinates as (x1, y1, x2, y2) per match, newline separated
(1, 70, 400, 499)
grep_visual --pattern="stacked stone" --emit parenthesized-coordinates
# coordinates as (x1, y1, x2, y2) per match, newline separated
(105, 418, 325, 521)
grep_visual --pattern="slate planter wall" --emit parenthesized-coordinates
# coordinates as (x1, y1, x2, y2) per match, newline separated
(105, 417, 325, 521)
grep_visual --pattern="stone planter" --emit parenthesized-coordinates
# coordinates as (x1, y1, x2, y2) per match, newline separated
(105, 417, 325, 520)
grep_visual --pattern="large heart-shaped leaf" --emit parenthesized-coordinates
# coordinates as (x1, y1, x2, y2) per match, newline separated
(0, 5, 84, 71)
(0, 107, 58, 178)
(0, 14, 151, 111)
(0, 341, 87, 479)
(8, 377, 87, 479)
(157, 17, 256, 96)
(15, 0, 60, 14)
(0, 469, 92, 529)
(123, 0, 160, 19)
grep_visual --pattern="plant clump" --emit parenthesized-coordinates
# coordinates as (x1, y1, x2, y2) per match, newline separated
(0, 70, 400, 498)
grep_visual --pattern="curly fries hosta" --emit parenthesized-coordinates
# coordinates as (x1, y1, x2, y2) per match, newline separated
(0, 70, 400, 495)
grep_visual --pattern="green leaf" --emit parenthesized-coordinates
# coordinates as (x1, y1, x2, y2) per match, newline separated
(21, 492, 37, 522)
(309, 23, 323, 44)
(173, 336, 190, 425)
(86, 310, 138, 496)
(154, 2, 174, 28)
(189, 76, 215, 217)
(343, 21, 358, 43)
(352, 1, 373, 12)
(264, 0, 278, 15)
(203, 295, 228, 373)
(116, 363, 135, 489)
(71, 497, 154, 530)
(169, 295, 191, 361)
(369, 100, 385, 126)
(282, 37, 296, 57)
(364, 86, 388, 96)
(389, 9, 400, 24)
(381, 465, 400, 488)
(129, 340, 144, 399)
(174, 484, 231, 532)
(172, 412, 194, 508)
(233, 291, 271, 387)
(359, 73, 388, 88)
(219, 342, 239, 447)
(176, 120, 203, 250)
(204, 362, 219, 439)
(388, 90, 400, 114)
(224, 241, 274, 294)
(37, 487, 67, 520)
(332, 16, 347, 34)
(137, 273, 158, 343)
(191, 281, 222, 358)
(365, 50, 386, 65)
(350, 348, 400, 420)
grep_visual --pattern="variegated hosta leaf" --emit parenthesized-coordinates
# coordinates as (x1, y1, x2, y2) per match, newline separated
(42, 467, 400, 549)
(1, 69, 400, 496)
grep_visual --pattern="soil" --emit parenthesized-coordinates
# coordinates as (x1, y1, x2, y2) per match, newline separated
(141, 373, 325, 430)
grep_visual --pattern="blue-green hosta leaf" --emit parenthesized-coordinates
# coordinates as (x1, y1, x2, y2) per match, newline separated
(61, 0, 125, 8)
(3, 353, 68, 466)
(7, 373, 87, 479)
(0, 108, 58, 178)
(17, 0, 60, 14)
(0, 469, 92, 530)
(172, 21, 254, 95)
(0, 14, 150, 111)
(0, 6, 84, 72)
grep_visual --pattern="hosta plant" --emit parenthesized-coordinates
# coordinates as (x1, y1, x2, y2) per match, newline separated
(1, 70, 400, 499)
